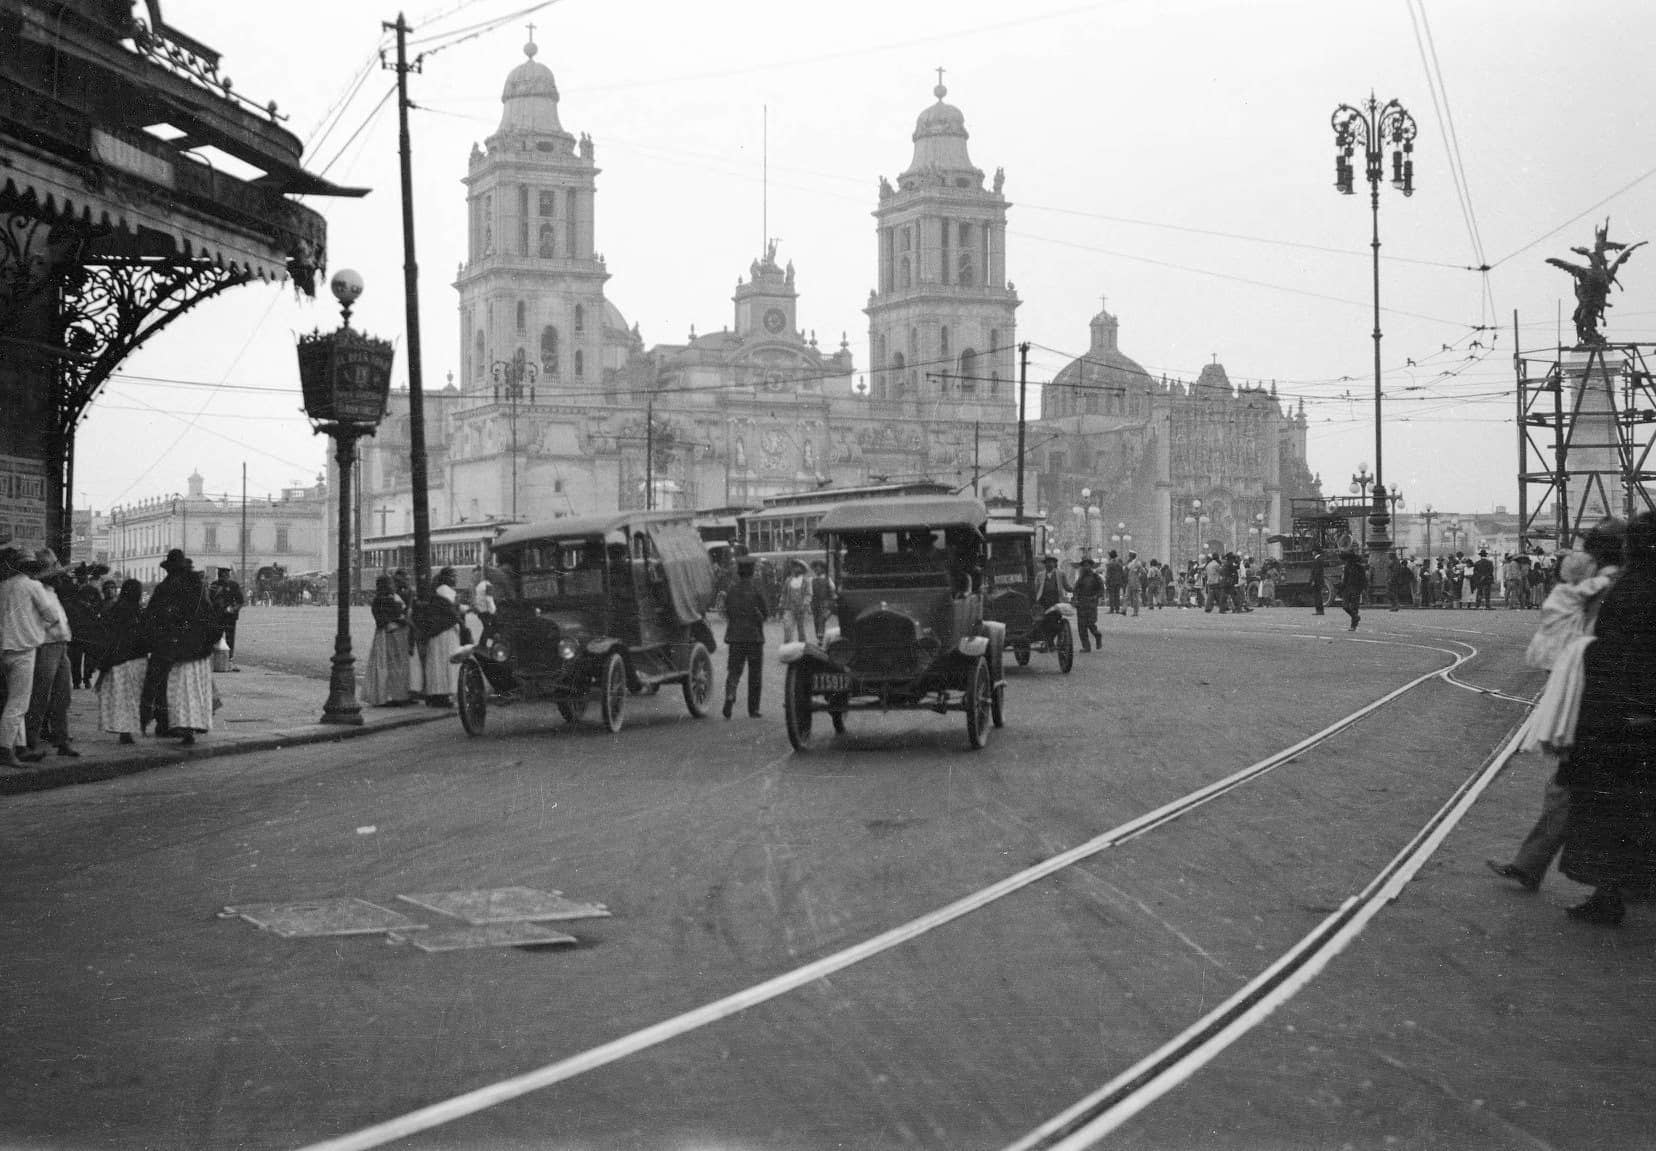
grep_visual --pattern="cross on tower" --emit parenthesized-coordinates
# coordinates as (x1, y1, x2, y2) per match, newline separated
(526, 21, 536, 43)
(935, 66, 946, 90)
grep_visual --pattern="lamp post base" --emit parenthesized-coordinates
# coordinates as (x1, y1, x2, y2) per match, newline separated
(321, 642, 364, 726)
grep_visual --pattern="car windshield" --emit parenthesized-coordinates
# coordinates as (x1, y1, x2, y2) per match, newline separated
(504, 537, 607, 601)
(832, 528, 959, 591)
(984, 535, 1031, 580)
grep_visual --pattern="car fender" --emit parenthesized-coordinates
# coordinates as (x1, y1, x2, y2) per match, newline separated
(1050, 602, 1078, 622)
(584, 636, 623, 656)
(778, 640, 808, 664)
(449, 644, 478, 665)
(978, 619, 1006, 652)
(956, 635, 989, 658)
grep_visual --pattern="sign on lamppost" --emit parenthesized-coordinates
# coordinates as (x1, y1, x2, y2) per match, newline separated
(296, 270, 395, 726)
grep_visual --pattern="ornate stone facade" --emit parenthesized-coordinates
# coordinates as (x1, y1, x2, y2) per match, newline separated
(356, 47, 1030, 539)
(1035, 306, 1321, 566)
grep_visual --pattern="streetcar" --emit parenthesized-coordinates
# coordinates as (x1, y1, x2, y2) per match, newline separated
(1272, 497, 1368, 606)
(360, 520, 520, 593)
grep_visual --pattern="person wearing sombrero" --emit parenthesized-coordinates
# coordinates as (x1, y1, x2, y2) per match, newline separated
(20, 549, 79, 759)
(0, 547, 62, 768)
(1071, 556, 1103, 652)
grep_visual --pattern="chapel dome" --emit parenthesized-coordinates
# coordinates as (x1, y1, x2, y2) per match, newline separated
(1044, 305, 1151, 419)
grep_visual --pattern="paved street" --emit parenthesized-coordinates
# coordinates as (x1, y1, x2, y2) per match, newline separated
(1, 607, 1649, 1150)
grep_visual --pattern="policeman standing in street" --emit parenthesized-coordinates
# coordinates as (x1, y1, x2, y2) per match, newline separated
(721, 555, 769, 719)
(1309, 549, 1326, 615)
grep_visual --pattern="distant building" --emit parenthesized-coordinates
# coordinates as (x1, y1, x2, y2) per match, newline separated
(107, 470, 326, 584)
(1034, 305, 1321, 565)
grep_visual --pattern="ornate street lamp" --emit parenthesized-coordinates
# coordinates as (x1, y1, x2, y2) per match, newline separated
(1350, 462, 1374, 552)
(1184, 499, 1210, 562)
(491, 352, 539, 522)
(1332, 93, 1417, 564)
(297, 270, 395, 726)
(1419, 503, 1439, 557)
(1249, 511, 1268, 555)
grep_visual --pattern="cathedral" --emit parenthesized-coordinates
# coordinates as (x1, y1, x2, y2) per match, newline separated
(351, 37, 1316, 567)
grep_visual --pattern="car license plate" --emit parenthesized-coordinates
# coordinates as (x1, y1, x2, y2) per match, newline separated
(813, 673, 851, 693)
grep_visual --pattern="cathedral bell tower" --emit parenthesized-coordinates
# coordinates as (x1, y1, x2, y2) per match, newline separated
(455, 35, 607, 397)
(865, 74, 1018, 415)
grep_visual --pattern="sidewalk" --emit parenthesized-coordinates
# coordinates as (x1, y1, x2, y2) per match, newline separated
(1, 663, 449, 796)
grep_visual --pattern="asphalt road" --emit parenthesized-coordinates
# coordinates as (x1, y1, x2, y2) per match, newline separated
(1, 606, 1648, 1151)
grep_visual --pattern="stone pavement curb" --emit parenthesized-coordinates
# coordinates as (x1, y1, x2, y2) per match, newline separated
(1, 669, 452, 798)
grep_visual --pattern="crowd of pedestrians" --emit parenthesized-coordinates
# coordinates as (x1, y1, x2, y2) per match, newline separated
(1, 546, 239, 768)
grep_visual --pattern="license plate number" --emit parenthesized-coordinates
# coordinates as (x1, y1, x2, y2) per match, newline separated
(813, 673, 851, 693)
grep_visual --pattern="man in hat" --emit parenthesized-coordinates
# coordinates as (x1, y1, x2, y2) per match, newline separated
(0, 547, 61, 767)
(1071, 556, 1103, 652)
(1308, 549, 1327, 615)
(1102, 549, 1126, 615)
(721, 555, 768, 719)
(209, 567, 245, 670)
(1338, 551, 1368, 631)
(18, 549, 78, 758)
(1031, 554, 1071, 646)
(140, 549, 193, 733)
(1472, 549, 1496, 609)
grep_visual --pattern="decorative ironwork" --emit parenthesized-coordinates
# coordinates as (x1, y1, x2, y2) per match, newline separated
(128, 16, 286, 122)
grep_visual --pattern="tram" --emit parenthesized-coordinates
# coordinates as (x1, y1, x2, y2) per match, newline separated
(360, 520, 520, 592)
(1272, 497, 1369, 606)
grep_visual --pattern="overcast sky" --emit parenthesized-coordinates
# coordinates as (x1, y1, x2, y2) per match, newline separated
(81, 0, 1656, 521)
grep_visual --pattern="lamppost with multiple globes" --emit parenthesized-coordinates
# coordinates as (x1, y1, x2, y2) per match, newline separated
(297, 270, 395, 726)
(1443, 520, 1463, 554)
(1110, 521, 1132, 557)
(1184, 499, 1211, 563)
(1248, 511, 1268, 556)
(1418, 503, 1439, 558)
(490, 353, 538, 522)
(1350, 462, 1374, 552)
(1332, 93, 1417, 565)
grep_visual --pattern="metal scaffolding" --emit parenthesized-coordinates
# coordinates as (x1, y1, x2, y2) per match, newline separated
(1516, 332, 1656, 548)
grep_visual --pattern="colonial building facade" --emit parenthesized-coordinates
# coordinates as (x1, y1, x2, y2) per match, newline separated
(1034, 306, 1321, 567)
(107, 470, 326, 585)
(352, 40, 1307, 560)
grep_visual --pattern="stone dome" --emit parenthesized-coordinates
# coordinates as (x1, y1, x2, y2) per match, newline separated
(497, 41, 568, 138)
(901, 81, 982, 184)
(1044, 306, 1152, 419)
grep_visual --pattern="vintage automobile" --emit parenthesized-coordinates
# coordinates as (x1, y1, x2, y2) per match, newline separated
(453, 510, 719, 735)
(981, 520, 1075, 673)
(777, 495, 1007, 751)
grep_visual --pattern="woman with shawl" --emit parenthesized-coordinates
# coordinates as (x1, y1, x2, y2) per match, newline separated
(364, 575, 411, 706)
(140, 552, 218, 745)
(1557, 511, 1656, 924)
(96, 579, 148, 744)
(416, 567, 463, 708)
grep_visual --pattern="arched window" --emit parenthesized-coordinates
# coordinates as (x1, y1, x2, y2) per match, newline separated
(540, 325, 559, 375)
(878, 333, 888, 368)
(959, 349, 977, 394)
(940, 326, 950, 356)
(539, 225, 555, 258)
(472, 331, 485, 380)
(891, 351, 906, 395)
(900, 257, 911, 289)
(575, 303, 585, 333)
(991, 370, 1001, 396)
(515, 300, 526, 333)
(574, 349, 584, 377)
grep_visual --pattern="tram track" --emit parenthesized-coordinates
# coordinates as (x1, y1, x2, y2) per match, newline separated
(296, 635, 1520, 1151)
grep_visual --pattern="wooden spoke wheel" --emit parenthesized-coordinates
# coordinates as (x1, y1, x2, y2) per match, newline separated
(457, 659, 487, 736)
(599, 652, 627, 734)
(682, 643, 713, 718)
(964, 656, 992, 750)
(1056, 621, 1075, 674)
(784, 663, 814, 752)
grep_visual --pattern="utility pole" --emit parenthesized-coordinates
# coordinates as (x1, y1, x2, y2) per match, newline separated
(240, 462, 248, 590)
(1015, 341, 1029, 520)
(383, 13, 432, 588)
(645, 393, 654, 510)
(973, 420, 980, 497)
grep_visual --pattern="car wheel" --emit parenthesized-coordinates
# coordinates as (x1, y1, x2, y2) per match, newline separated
(1057, 621, 1074, 674)
(1013, 642, 1031, 667)
(556, 696, 589, 725)
(457, 659, 487, 736)
(784, 662, 813, 751)
(991, 679, 1005, 728)
(599, 652, 626, 733)
(683, 643, 713, 718)
(965, 656, 991, 750)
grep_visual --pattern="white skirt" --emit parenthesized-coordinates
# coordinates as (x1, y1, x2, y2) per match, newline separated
(420, 626, 461, 697)
(97, 659, 145, 735)
(167, 657, 215, 733)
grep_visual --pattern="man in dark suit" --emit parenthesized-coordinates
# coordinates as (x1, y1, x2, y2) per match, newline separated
(1309, 550, 1326, 615)
(209, 568, 245, 670)
(722, 557, 769, 719)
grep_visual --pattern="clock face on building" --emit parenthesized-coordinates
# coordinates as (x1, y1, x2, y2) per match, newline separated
(762, 307, 786, 335)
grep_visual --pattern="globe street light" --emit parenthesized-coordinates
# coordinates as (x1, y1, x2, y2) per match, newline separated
(1249, 511, 1268, 556)
(1070, 503, 1085, 555)
(1419, 503, 1439, 558)
(1444, 520, 1463, 553)
(1184, 499, 1210, 563)
(1332, 93, 1417, 562)
(1350, 462, 1373, 552)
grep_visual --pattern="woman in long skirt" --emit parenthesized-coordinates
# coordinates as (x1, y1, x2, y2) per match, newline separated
(166, 654, 214, 744)
(96, 579, 147, 744)
(419, 567, 463, 708)
(364, 576, 410, 706)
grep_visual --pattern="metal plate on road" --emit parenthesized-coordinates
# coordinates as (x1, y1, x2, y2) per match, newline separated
(224, 898, 424, 937)
(391, 922, 578, 952)
(396, 886, 611, 925)
(813, 673, 850, 693)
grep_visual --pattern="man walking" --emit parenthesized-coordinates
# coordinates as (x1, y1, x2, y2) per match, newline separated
(1071, 557, 1103, 652)
(1203, 553, 1224, 612)
(721, 556, 768, 719)
(1339, 551, 1368, 631)
(1103, 550, 1126, 615)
